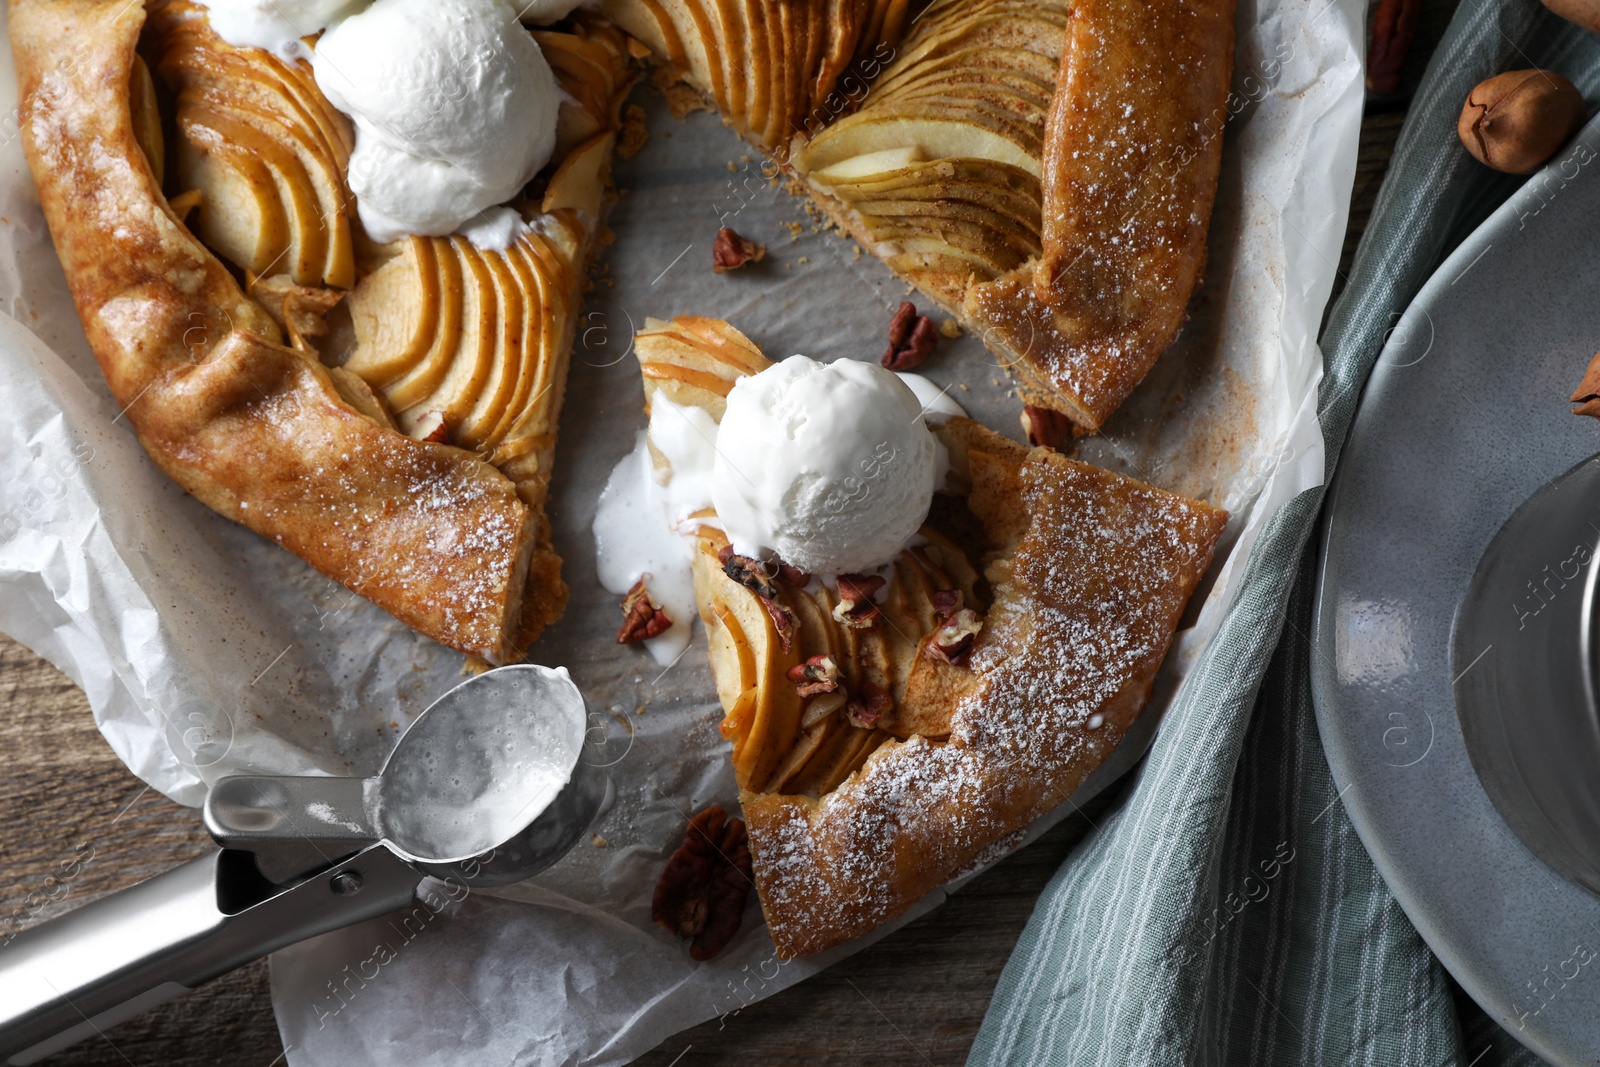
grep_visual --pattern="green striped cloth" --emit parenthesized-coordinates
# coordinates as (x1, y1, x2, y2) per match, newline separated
(968, 2, 1600, 1064)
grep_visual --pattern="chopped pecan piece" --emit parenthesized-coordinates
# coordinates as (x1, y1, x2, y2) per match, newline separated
(1021, 404, 1075, 452)
(787, 654, 841, 697)
(881, 300, 939, 371)
(832, 573, 886, 629)
(712, 226, 766, 273)
(931, 588, 963, 621)
(926, 608, 983, 666)
(617, 577, 672, 644)
(845, 681, 893, 730)
(761, 598, 798, 654)
(777, 561, 810, 588)
(718, 546, 797, 652)
(719, 545, 779, 599)
(651, 806, 753, 962)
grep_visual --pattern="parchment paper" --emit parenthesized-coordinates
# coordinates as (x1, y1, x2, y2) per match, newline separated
(0, 0, 1363, 1061)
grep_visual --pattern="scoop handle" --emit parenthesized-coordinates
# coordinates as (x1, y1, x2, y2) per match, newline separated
(0, 844, 419, 1065)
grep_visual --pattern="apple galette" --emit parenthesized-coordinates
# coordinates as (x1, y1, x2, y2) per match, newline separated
(625, 317, 1227, 957)
(11, 0, 637, 662)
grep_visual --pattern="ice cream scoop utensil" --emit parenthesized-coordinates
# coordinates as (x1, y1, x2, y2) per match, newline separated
(0, 665, 605, 1065)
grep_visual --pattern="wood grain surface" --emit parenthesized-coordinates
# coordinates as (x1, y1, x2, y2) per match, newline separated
(2, 2, 1460, 1062)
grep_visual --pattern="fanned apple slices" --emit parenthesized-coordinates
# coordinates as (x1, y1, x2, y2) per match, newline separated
(149, 0, 357, 289)
(795, 0, 1065, 312)
(11, 0, 640, 661)
(596, 0, 909, 150)
(630, 316, 1228, 957)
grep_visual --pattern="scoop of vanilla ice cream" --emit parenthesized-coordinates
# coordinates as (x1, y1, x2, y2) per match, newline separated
(712, 357, 941, 575)
(198, 0, 368, 58)
(313, 0, 559, 243)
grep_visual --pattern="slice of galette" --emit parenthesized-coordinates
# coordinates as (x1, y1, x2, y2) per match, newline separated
(626, 316, 1227, 957)
(600, 0, 1236, 434)
(12, 0, 637, 661)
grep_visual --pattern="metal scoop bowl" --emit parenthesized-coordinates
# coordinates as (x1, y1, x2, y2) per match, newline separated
(0, 664, 607, 1065)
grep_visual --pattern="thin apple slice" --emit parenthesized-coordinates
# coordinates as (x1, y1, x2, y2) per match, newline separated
(382, 238, 466, 414)
(708, 599, 760, 715)
(542, 132, 616, 220)
(478, 237, 546, 450)
(811, 145, 928, 183)
(799, 115, 1040, 176)
(456, 246, 524, 450)
(130, 55, 163, 186)
(328, 367, 397, 430)
(343, 238, 440, 385)
(502, 227, 574, 440)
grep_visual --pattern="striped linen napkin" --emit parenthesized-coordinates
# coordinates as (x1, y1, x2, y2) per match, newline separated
(967, 2, 1600, 1064)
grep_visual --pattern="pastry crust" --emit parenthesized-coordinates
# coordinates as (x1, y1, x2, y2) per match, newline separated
(631, 316, 1227, 957)
(11, 0, 634, 662)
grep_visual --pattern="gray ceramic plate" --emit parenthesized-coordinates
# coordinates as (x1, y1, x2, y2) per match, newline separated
(1312, 120, 1600, 1064)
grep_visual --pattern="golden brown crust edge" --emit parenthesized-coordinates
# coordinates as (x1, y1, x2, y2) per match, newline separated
(965, 0, 1237, 432)
(11, 0, 541, 663)
(743, 440, 1228, 958)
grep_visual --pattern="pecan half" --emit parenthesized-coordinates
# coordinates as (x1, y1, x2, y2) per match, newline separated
(617, 577, 672, 644)
(832, 573, 886, 629)
(881, 300, 939, 371)
(845, 681, 893, 730)
(1366, 0, 1419, 94)
(718, 546, 797, 652)
(1021, 404, 1075, 452)
(787, 654, 841, 697)
(651, 806, 753, 962)
(712, 226, 766, 273)
(926, 608, 983, 666)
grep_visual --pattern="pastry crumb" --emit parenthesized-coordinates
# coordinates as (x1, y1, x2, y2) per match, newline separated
(617, 104, 649, 160)
(938, 319, 963, 340)
(592, 834, 609, 848)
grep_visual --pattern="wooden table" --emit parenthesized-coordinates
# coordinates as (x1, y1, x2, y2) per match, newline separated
(1, 3, 1461, 1062)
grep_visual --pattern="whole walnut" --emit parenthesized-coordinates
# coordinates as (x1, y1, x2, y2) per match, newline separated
(1458, 69, 1586, 174)
(1542, 0, 1600, 34)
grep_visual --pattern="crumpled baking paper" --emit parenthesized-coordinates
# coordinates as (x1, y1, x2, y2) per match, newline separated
(0, 0, 1362, 1061)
